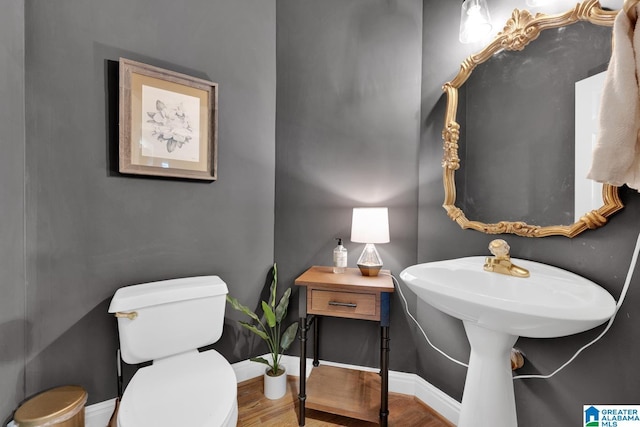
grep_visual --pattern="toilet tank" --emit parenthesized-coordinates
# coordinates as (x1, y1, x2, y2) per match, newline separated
(108, 276, 228, 364)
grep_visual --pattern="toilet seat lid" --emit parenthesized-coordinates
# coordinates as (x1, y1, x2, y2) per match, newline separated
(118, 350, 237, 427)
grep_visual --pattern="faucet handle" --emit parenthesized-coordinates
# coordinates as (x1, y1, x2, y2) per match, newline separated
(484, 239, 530, 278)
(488, 239, 510, 259)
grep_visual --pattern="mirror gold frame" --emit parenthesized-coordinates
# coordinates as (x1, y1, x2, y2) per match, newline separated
(442, 0, 623, 238)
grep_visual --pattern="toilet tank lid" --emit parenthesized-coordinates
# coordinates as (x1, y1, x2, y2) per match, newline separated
(108, 276, 228, 312)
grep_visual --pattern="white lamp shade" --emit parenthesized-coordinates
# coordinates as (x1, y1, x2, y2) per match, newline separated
(350, 207, 390, 244)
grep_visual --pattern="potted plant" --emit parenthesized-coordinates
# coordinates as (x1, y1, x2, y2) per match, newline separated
(226, 263, 299, 400)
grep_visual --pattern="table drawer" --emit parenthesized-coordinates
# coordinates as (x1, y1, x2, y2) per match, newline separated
(309, 289, 379, 320)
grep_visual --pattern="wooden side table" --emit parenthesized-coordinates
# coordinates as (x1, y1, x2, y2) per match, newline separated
(295, 266, 395, 426)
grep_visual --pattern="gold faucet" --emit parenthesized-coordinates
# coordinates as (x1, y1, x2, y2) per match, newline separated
(483, 239, 530, 278)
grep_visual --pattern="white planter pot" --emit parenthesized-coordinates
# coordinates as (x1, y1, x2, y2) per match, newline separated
(263, 367, 287, 400)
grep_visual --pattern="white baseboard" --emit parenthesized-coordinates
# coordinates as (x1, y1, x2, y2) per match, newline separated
(414, 374, 461, 425)
(11, 355, 460, 427)
(85, 398, 118, 427)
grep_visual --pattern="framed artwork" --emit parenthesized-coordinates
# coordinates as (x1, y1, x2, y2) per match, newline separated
(119, 58, 218, 180)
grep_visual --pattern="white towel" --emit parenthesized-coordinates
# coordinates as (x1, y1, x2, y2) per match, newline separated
(587, 6, 640, 191)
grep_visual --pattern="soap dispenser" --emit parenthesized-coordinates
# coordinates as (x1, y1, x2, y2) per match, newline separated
(333, 238, 347, 273)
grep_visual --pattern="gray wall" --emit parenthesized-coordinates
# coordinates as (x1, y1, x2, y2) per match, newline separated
(4, 1, 638, 426)
(16, 0, 276, 412)
(0, 0, 26, 422)
(420, 1, 640, 425)
(275, 0, 422, 372)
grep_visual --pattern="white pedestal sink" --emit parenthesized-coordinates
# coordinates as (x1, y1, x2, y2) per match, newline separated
(400, 256, 616, 427)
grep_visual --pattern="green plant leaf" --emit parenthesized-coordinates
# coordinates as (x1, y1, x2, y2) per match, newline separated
(239, 321, 269, 341)
(280, 322, 299, 351)
(269, 263, 278, 308)
(262, 301, 276, 328)
(250, 356, 272, 368)
(275, 287, 292, 323)
(226, 263, 298, 369)
(226, 295, 259, 322)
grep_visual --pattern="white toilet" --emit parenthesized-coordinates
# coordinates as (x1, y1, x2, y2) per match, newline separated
(108, 276, 238, 427)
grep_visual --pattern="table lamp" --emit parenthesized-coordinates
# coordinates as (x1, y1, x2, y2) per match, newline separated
(350, 207, 390, 276)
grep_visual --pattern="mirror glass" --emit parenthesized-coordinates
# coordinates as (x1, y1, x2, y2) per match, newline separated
(442, 4, 623, 237)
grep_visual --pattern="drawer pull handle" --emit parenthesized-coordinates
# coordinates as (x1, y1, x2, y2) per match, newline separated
(328, 301, 357, 308)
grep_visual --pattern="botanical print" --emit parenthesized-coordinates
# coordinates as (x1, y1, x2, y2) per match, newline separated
(140, 85, 201, 162)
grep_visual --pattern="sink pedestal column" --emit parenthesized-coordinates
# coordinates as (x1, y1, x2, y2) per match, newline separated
(459, 321, 518, 427)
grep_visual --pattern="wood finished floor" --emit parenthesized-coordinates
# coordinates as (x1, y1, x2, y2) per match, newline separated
(237, 376, 454, 427)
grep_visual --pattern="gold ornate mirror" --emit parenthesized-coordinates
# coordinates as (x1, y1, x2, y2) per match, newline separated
(442, 0, 623, 238)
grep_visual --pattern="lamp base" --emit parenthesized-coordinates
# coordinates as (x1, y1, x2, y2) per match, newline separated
(356, 243, 384, 276)
(357, 263, 382, 277)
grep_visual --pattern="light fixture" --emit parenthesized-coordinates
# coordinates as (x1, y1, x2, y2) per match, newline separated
(350, 207, 390, 277)
(459, 0, 493, 44)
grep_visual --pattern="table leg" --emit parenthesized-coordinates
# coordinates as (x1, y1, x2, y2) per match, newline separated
(379, 291, 391, 427)
(313, 315, 320, 367)
(298, 316, 307, 426)
(380, 325, 390, 426)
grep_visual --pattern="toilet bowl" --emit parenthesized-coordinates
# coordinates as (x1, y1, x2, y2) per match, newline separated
(109, 276, 238, 427)
(117, 350, 237, 427)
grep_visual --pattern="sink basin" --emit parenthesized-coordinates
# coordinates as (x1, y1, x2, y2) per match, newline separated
(400, 256, 616, 427)
(400, 256, 616, 338)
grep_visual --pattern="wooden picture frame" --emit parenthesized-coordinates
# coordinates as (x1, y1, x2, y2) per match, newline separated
(119, 58, 218, 181)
